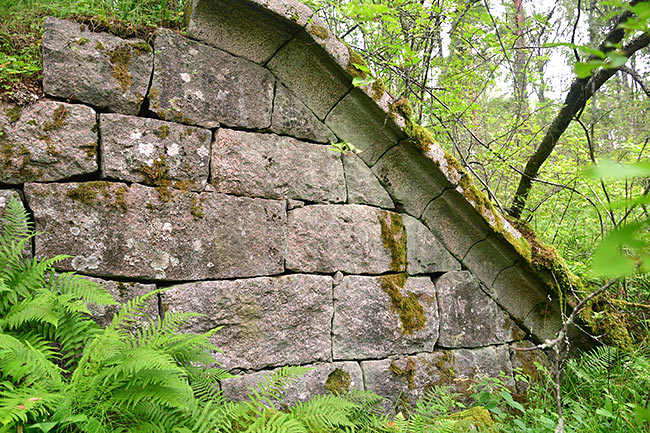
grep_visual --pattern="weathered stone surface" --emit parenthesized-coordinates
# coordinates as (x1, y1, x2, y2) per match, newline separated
(25, 182, 285, 280)
(0, 100, 97, 183)
(343, 154, 394, 209)
(164, 275, 332, 370)
(286, 205, 405, 274)
(488, 264, 562, 341)
(271, 84, 337, 143)
(150, 30, 274, 129)
(184, 0, 311, 64)
(436, 271, 524, 348)
(211, 129, 345, 202)
(462, 234, 521, 288)
(85, 276, 157, 328)
(221, 361, 363, 405)
(362, 347, 514, 413)
(326, 89, 403, 166)
(333, 275, 438, 359)
(268, 31, 351, 120)
(42, 17, 151, 114)
(304, 15, 351, 69)
(100, 113, 211, 190)
(402, 215, 459, 275)
(421, 188, 492, 260)
(372, 143, 450, 217)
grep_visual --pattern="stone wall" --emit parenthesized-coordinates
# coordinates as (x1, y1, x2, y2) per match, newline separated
(0, 0, 559, 411)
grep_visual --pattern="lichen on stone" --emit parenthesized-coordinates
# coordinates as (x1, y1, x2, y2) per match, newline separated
(389, 357, 416, 389)
(379, 273, 427, 335)
(378, 211, 406, 272)
(324, 368, 351, 394)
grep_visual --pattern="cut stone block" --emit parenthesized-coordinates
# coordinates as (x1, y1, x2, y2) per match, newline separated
(267, 30, 351, 120)
(333, 275, 438, 359)
(362, 346, 514, 414)
(164, 275, 332, 370)
(304, 14, 351, 69)
(286, 204, 405, 274)
(0, 100, 97, 184)
(221, 361, 363, 405)
(271, 84, 337, 143)
(489, 264, 562, 341)
(421, 188, 493, 260)
(372, 143, 450, 217)
(184, 0, 312, 64)
(343, 154, 394, 209)
(25, 182, 285, 280)
(326, 89, 403, 166)
(211, 129, 345, 202)
(84, 276, 157, 328)
(42, 17, 152, 114)
(436, 271, 524, 348)
(402, 214, 459, 275)
(462, 234, 521, 288)
(150, 30, 274, 129)
(100, 113, 211, 190)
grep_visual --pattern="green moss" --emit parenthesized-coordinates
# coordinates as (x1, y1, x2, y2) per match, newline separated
(82, 143, 98, 158)
(190, 196, 205, 220)
(65, 181, 127, 211)
(116, 281, 129, 297)
(580, 300, 634, 349)
(389, 357, 416, 389)
(378, 211, 406, 272)
(370, 77, 386, 101)
(5, 105, 21, 123)
(155, 124, 170, 139)
(405, 123, 435, 153)
(379, 273, 427, 335)
(444, 407, 494, 430)
(77, 36, 89, 45)
(95, 41, 105, 51)
(432, 350, 456, 386)
(106, 43, 133, 92)
(42, 104, 68, 132)
(391, 98, 414, 121)
(39, 135, 60, 157)
(310, 25, 330, 39)
(324, 368, 351, 394)
(130, 41, 152, 55)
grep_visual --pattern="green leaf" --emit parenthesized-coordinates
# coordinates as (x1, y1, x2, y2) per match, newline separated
(352, 76, 376, 87)
(606, 53, 628, 68)
(583, 159, 650, 179)
(575, 60, 604, 78)
(634, 405, 650, 422)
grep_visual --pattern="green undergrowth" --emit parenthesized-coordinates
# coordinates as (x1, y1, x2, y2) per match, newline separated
(0, 0, 186, 100)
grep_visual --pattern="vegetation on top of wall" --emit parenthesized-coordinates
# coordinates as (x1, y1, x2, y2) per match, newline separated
(0, 0, 187, 102)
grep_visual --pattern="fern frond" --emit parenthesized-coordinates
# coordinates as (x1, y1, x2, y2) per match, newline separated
(0, 333, 63, 386)
(109, 288, 166, 331)
(0, 196, 32, 245)
(53, 272, 117, 306)
(0, 381, 62, 428)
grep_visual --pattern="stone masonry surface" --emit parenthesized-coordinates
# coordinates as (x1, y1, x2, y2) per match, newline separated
(4, 9, 567, 408)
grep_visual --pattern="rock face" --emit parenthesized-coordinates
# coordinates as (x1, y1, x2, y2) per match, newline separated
(42, 17, 152, 114)
(150, 30, 274, 129)
(100, 113, 211, 190)
(210, 129, 345, 202)
(1, 100, 97, 183)
(333, 275, 439, 359)
(25, 182, 286, 280)
(11, 9, 561, 407)
(163, 275, 333, 370)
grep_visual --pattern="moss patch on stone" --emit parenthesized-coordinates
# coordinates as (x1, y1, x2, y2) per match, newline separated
(324, 368, 351, 394)
(389, 357, 416, 389)
(379, 273, 427, 335)
(65, 181, 127, 211)
(378, 211, 407, 271)
(5, 105, 21, 123)
(391, 98, 414, 122)
(444, 406, 494, 430)
(155, 124, 170, 139)
(405, 123, 435, 153)
(106, 43, 133, 92)
(42, 104, 68, 132)
(310, 25, 330, 40)
(190, 195, 205, 220)
(130, 41, 152, 55)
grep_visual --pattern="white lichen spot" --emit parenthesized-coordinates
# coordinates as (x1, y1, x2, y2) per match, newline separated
(180, 72, 191, 83)
(150, 250, 170, 272)
(192, 239, 203, 251)
(194, 90, 204, 101)
(188, 48, 198, 56)
(0, 197, 6, 207)
(216, 89, 228, 100)
(167, 143, 180, 157)
(197, 145, 209, 159)
(130, 130, 143, 140)
(71, 254, 100, 271)
(126, 238, 135, 249)
(169, 255, 179, 267)
(207, 262, 214, 268)
(162, 222, 173, 232)
(138, 141, 155, 157)
(70, 226, 81, 236)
